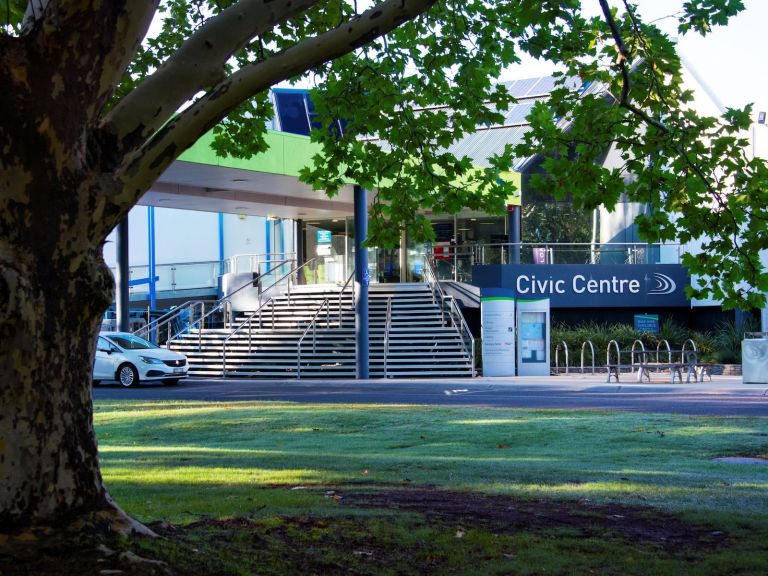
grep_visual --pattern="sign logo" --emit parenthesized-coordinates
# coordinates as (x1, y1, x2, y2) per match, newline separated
(648, 273, 676, 295)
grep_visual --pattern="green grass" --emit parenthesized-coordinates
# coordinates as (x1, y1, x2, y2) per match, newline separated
(92, 400, 768, 575)
(95, 401, 768, 523)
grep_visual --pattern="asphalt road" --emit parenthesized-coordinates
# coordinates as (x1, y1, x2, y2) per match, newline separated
(92, 376, 768, 416)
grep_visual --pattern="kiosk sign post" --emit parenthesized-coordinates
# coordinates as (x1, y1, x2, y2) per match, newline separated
(480, 288, 516, 376)
(516, 299, 550, 376)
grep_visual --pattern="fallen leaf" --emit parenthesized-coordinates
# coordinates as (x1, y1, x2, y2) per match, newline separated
(497, 443, 509, 449)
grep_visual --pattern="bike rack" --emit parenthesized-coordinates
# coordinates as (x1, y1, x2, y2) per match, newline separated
(555, 341, 569, 375)
(580, 340, 595, 375)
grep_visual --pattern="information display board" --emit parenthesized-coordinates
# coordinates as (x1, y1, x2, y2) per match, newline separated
(634, 314, 659, 333)
(480, 288, 516, 376)
(517, 299, 550, 376)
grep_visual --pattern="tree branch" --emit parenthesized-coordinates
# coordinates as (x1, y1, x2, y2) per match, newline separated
(120, 0, 438, 198)
(20, 0, 47, 34)
(102, 0, 321, 152)
(24, 1, 159, 123)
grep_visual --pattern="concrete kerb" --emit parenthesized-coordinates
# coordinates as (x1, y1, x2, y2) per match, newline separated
(202, 374, 768, 396)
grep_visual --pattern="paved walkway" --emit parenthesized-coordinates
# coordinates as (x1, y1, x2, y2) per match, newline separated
(93, 373, 768, 416)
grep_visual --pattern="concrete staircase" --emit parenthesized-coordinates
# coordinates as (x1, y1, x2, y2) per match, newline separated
(169, 283, 474, 379)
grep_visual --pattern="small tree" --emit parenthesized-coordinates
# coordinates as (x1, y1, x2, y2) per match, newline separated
(0, 0, 764, 533)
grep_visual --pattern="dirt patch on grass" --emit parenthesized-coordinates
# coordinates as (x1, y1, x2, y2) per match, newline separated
(1, 486, 730, 575)
(334, 487, 727, 553)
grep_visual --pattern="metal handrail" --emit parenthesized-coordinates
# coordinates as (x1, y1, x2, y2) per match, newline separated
(337, 271, 356, 327)
(442, 294, 476, 377)
(580, 340, 595, 374)
(167, 258, 309, 349)
(134, 299, 208, 342)
(426, 241, 685, 270)
(424, 255, 475, 376)
(237, 257, 294, 298)
(555, 341, 569, 375)
(282, 258, 319, 305)
(296, 299, 331, 379)
(227, 252, 296, 274)
(140, 258, 293, 347)
(422, 254, 447, 309)
(221, 297, 276, 376)
(383, 296, 393, 378)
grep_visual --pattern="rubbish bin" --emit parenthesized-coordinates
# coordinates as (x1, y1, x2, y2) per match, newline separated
(742, 332, 768, 384)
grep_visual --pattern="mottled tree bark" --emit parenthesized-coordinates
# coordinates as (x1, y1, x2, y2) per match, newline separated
(0, 1, 157, 531)
(0, 0, 436, 532)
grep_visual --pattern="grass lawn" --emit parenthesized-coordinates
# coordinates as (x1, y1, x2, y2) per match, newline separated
(86, 400, 768, 574)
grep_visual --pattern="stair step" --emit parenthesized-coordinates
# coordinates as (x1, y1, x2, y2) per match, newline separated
(175, 281, 473, 379)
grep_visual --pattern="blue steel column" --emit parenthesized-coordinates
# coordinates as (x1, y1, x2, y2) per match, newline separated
(148, 206, 156, 311)
(508, 204, 521, 265)
(354, 185, 370, 379)
(115, 217, 130, 332)
(218, 212, 225, 269)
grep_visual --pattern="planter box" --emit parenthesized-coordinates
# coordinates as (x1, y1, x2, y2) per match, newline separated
(708, 364, 742, 376)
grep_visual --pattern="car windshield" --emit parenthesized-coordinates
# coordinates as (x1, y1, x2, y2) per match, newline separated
(107, 334, 158, 350)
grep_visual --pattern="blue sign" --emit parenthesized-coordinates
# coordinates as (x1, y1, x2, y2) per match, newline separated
(316, 229, 332, 244)
(634, 314, 660, 333)
(472, 264, 690, 308)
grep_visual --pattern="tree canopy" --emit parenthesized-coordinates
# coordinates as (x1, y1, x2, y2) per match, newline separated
(0, 0, 765, 530)
(3, 0, 764, 307)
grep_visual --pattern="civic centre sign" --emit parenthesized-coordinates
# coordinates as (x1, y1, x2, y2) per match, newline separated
(472, 264, 690, 308)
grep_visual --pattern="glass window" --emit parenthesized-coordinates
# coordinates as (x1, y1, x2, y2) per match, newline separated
(106, 334, 158, 350)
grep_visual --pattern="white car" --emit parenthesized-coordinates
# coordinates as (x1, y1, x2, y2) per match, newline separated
(93, 332, 188, 387)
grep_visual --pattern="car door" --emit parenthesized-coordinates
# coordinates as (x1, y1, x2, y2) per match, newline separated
(94, 337, 118, 380)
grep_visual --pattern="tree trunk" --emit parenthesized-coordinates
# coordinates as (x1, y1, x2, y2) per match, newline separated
(0, 215, 145, 533)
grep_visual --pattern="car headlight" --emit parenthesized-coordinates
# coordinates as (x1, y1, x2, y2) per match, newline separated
(139, 356, 165, 365)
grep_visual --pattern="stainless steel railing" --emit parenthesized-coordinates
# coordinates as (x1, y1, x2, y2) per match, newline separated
(136, 258, 295, 346)
(383, 296, 393, 378)
(423, 255, 475, 376)
(221, 297, 276, 376)
(337, 271, 356, 327)
(296, 299, 331, 379)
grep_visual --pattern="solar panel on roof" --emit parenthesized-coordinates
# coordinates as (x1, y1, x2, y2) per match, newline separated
(515, 78, 540, 97)
(530, 76, 557, 95)
(274, 91, 311, 135)
(504, 101, 537, 124)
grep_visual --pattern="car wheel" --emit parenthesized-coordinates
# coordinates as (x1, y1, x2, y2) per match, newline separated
(117, 364, 139, 387)
(163, 378, 180, 386)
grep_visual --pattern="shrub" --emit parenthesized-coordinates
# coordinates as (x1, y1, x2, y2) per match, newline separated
(712, 317, 759, 364)
(551, 319, 719, 367)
